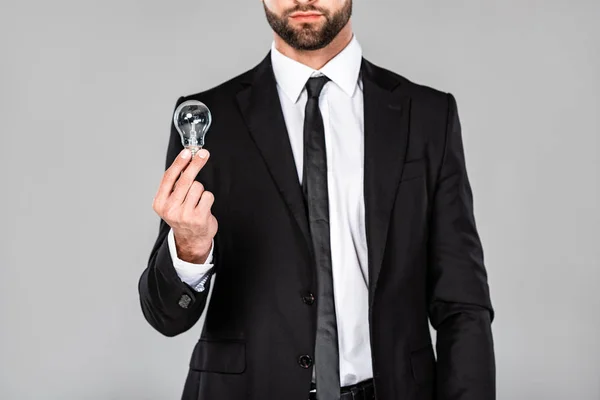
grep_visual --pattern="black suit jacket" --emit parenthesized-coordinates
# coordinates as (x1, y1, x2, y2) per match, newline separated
(138, 53, 495, 400)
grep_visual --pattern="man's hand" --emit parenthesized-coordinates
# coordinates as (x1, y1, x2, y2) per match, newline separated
(152, 148, 217, 264)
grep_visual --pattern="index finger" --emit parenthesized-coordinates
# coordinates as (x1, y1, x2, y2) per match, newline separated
(155, 148, 192, 203)
(169, 149, 211, 205)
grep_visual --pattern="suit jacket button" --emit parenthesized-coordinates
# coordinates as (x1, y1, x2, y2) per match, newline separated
(178, 294, 192, 309)
(298, 355, 313, 369)
(302, 292, 315, 305)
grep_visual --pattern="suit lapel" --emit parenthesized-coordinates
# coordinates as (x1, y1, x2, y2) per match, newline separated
(361, 58, 411, 307)
(235, 53, 314, 259)
(235, 54, 411, 305)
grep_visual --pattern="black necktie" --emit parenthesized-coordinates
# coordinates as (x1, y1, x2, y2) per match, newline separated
(302, 75, 340, 400)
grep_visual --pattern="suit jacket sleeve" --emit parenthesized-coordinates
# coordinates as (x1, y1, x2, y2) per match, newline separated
(428, 93, 495, 399)
(137, 96, 216, 337)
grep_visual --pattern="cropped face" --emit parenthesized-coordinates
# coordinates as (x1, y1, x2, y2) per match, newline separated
(262, 0, 352, 51)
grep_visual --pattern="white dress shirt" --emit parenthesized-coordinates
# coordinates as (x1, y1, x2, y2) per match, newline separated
(168, 35, 373, 386)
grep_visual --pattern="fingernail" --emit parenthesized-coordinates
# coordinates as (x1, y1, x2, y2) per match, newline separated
(181, 149, 191, 159)
(198, 149, 209, 159)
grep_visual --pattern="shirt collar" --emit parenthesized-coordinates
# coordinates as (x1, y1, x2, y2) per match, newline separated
(270, 35, 363, 103)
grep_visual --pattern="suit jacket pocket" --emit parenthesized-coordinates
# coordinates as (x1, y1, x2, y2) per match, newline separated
(410, 343, 435, 385)
(190, 338, 246, 374)
(400, 158, 426, 182)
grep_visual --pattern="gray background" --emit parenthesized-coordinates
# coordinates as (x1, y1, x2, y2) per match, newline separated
(1, 0, 598, 399)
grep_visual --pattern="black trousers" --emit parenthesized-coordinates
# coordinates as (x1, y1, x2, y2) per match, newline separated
(309, 378, 375, 400)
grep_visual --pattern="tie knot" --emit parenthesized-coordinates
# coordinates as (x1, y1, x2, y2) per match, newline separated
(305, 76, 330, 99)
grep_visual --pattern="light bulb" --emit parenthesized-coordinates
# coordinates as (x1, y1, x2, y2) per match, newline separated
(173, 100, 212, 156)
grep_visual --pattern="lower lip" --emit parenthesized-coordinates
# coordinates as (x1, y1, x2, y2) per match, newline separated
(290, 15, 323, 22)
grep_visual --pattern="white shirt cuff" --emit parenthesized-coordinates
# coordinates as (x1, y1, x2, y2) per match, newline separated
(167, 228, 214, 292)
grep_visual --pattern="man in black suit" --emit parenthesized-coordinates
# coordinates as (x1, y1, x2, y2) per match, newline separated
(138, 0, 495, 399)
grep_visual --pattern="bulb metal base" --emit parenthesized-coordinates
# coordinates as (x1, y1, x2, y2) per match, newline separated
(186, 145, 203, 157)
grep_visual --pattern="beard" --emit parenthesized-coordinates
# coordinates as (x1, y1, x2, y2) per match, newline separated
(263, 1, 352, 51)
